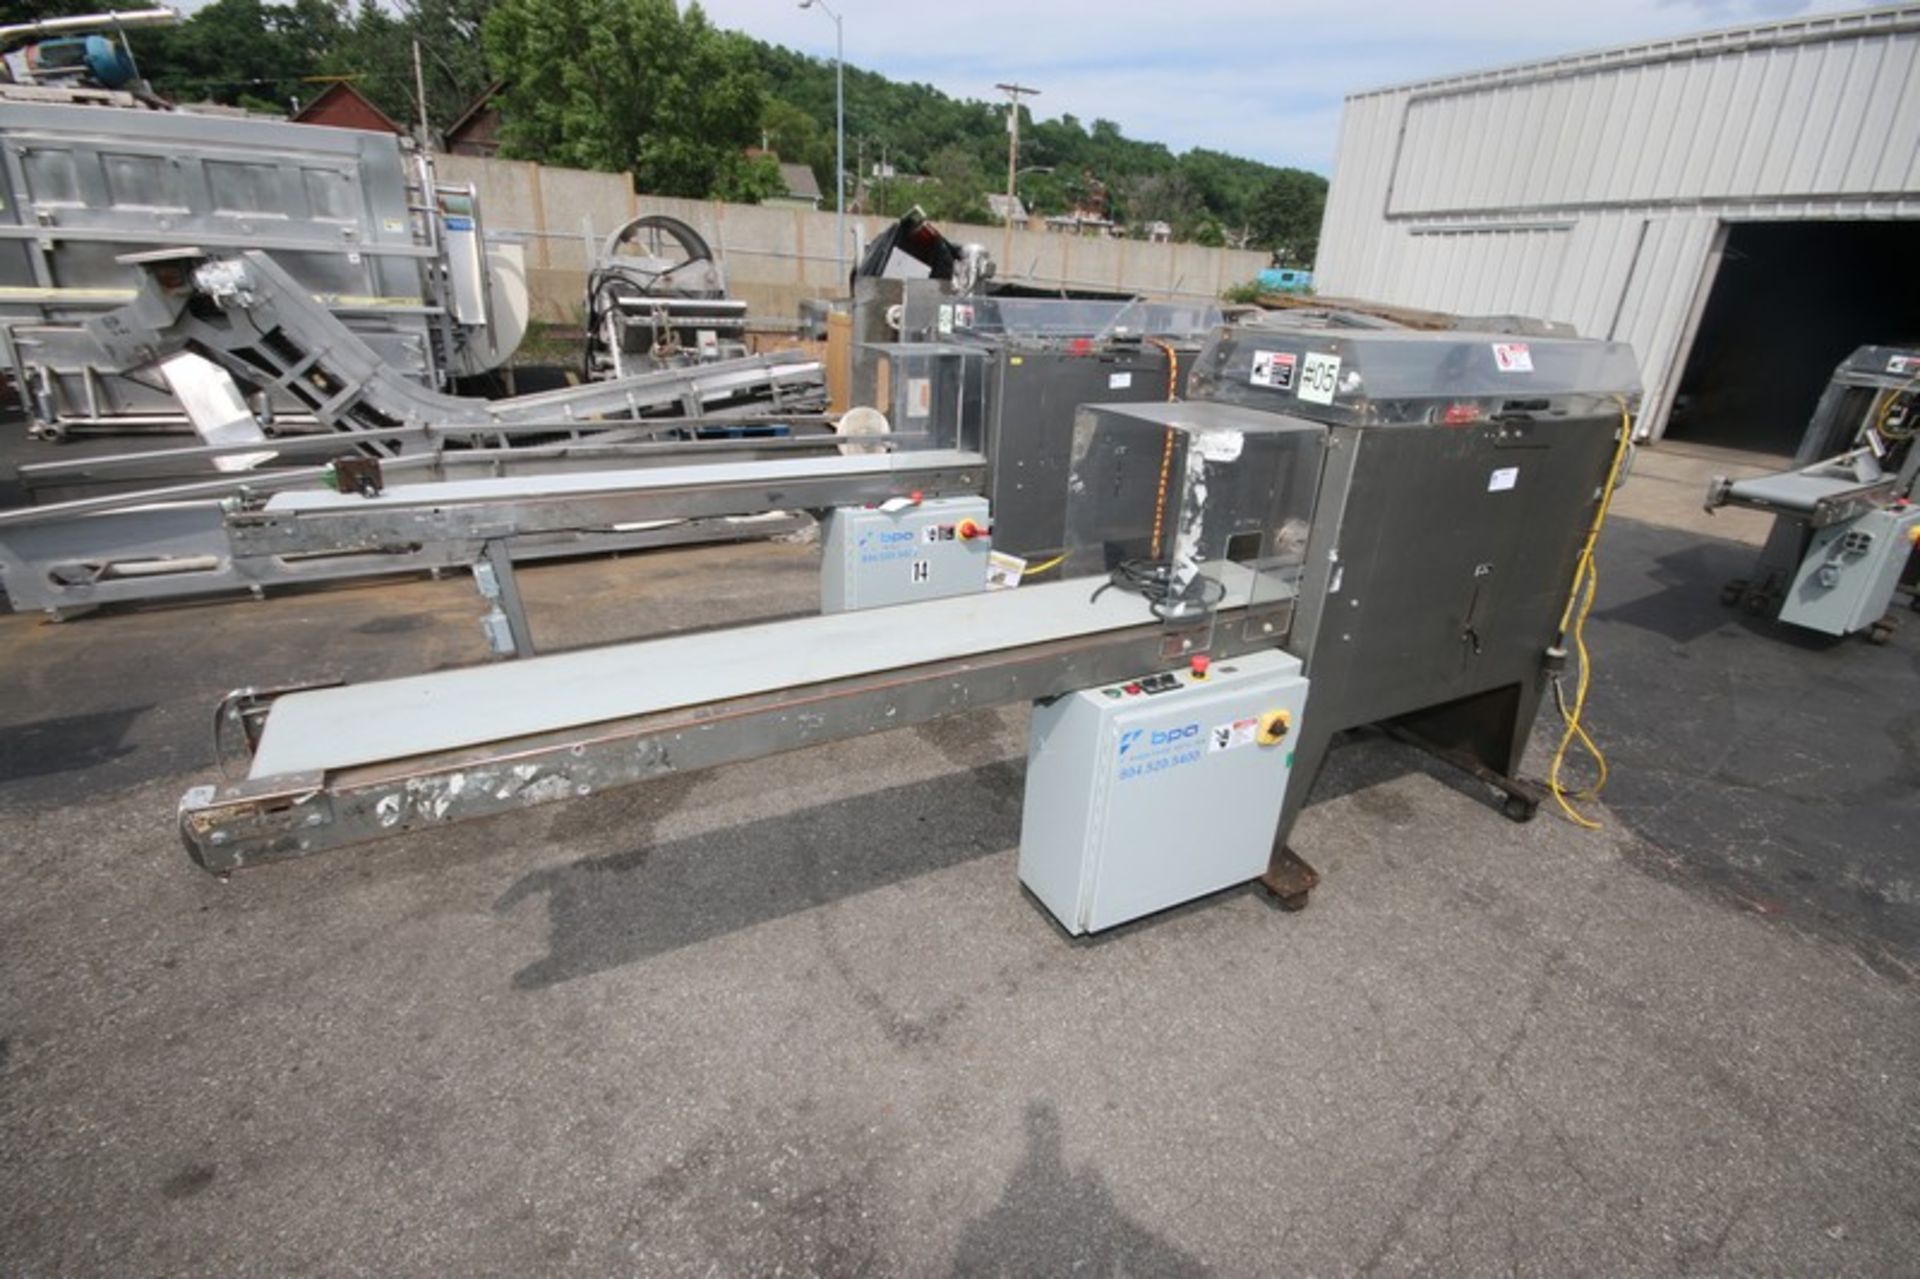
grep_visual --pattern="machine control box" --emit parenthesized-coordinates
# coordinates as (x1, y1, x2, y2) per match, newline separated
(1019, 648, 1309, 934)
(820, 495, 993, 612)
(1780, 504, 1920, 636)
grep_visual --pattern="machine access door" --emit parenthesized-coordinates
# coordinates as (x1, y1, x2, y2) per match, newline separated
(1310, 415, 1620, 734)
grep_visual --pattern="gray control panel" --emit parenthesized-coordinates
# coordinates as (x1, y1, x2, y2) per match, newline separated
(1019, 648, 1309, 934)
(1780, 504, 1920, 636)
(820, 495, 993, 612)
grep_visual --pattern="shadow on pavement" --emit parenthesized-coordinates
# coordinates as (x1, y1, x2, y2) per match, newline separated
(495, 761, 1025, 989)
(947, 1101, 1206, 1277)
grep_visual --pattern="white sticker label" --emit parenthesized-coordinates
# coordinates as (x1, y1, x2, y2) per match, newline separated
(954, 303, 975, 329)
(921, 524, 940, 544)
(1889, 354, 1920, 375)
(1210, 718, 1259, 753)
(381, 216, 406, 234)
(1193, 429, 1244, 462)
(906, 377, 931, 419)
(1108, 371, 1133, 390)
(937, 305, 953, 335)
(1488, 466, 1520, 492)
(1298, 352, 1340, 405)
(910, 559, 931, 583)
(986, 551, 1025, 590)
(1492, 342, 1533, 372)
(1250, 349, 1297, 390)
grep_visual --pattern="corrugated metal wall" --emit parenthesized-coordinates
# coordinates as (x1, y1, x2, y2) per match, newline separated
(1316, 4, 1920, 438)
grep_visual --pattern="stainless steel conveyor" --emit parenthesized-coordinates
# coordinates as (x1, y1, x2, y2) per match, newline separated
(181, 565, 1280, 873)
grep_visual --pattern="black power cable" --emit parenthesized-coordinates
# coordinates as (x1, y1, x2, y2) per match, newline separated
(1090, 557, 1227, 621)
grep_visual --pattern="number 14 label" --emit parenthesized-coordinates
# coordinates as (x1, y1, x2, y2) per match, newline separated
(1299, 352, 1341, 405)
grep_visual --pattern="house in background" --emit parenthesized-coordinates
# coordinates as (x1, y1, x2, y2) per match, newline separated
(444, 83, 503, 157)
(985, 193, 1028, 225)
(291, 81, 405, 136)
(762, 159, 823, 210)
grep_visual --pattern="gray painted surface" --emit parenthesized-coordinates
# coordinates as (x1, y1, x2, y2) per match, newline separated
(1019, 648, 1307, 933)
(819, 495, 991, 612)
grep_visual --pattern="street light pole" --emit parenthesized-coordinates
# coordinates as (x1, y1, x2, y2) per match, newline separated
(800, 0, 846, 288)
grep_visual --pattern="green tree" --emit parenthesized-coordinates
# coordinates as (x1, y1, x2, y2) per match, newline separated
(137, 0, 347, 108)
(759, 97, 833, 197)
(483, 0, 771, 200)
(916, 144, 992, 224)
(1249, 168, 1328, 263)
(715, 151, 785, 204)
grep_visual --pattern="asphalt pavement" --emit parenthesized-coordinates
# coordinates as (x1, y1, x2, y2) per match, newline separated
(2, 489, 1917, 1273)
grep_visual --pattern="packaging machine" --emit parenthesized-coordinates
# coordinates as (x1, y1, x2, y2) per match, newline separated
(178, 318, 1640, 935)
(1707, 346, 1920, 643)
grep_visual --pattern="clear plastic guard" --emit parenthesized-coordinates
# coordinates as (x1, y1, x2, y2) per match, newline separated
(859, 343, 989, 456)
(1061, 401, 1325, 651)
(931, 295, 1225, 341)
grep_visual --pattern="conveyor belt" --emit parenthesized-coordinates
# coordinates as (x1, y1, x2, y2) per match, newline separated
(262, 450, 984, 514)
(248, 572, 1198, 777)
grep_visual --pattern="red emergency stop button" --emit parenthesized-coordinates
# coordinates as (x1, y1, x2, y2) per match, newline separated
(957, 518, 988, 542)
(1190, 655, 1211, 680)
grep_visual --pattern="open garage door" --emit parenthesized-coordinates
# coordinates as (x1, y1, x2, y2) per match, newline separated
(1663, 221, 1920, 457)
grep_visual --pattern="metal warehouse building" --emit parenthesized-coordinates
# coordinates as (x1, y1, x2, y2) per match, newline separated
(1314, 4, 1920, 451)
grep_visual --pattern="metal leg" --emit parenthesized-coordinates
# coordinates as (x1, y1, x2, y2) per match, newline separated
(1259, 846, 1320, 911)
(473, 539, 536, 659)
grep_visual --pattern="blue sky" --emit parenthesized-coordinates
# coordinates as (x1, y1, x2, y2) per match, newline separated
(697, 0, 1874, 173)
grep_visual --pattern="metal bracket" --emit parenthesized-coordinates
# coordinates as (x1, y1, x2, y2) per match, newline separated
(472, 539, 535, 659)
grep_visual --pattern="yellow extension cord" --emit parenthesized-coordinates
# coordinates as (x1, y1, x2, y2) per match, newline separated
(1019, 340, 1181, 582)
(1547, 401, 1635, 830)
(1021, 552, 1067, 577)
(1870, 374, 1917, 444)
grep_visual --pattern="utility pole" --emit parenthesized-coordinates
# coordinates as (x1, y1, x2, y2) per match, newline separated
(996, 82, 1038, 262)
(800, 0, 846, 288)
(411, 39, 431, 148)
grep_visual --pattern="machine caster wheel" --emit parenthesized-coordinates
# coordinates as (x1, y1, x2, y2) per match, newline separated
(1867, 621, 1894, 646)
(1720, 580, 1747, 607)
(1742, 589, 1774, 617)
(1272, 889, 1312, 913)
(1502, 793, 1539, 823)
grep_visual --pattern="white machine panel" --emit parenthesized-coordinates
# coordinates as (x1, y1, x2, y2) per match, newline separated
(1019, 648, 1309, 934)
(820, 495, 992, 611)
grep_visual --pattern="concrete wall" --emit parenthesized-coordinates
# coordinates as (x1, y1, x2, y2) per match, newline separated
(435, 153, 1270, 326)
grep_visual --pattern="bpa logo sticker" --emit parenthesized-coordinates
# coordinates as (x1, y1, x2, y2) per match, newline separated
(1150, 724, 1200, 746)
(1118, 728, 1144, 756)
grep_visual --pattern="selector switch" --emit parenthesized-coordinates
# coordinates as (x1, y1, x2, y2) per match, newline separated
(1257, 709, 1293, 745)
